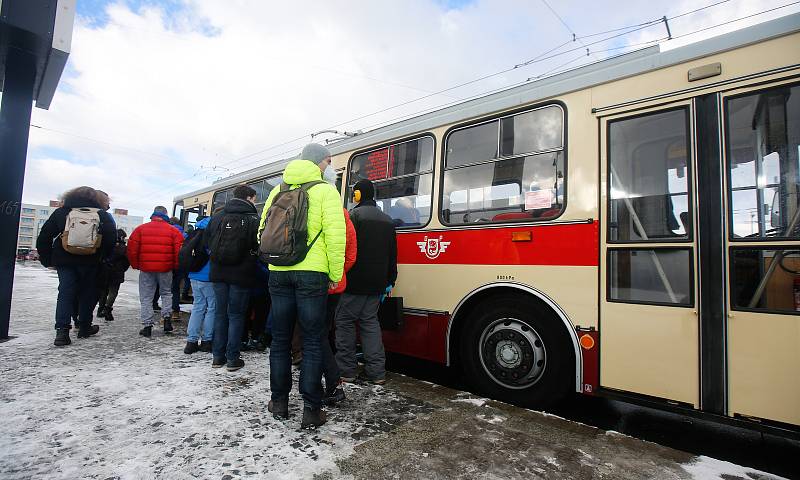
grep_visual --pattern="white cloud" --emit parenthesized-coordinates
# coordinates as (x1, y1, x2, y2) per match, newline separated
(21, 0, 800, 216)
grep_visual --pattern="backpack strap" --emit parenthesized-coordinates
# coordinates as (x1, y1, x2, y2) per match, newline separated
(301, 180, 326, 248)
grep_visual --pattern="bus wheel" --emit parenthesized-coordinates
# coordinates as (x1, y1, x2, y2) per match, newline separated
(459, 295, 572, 408)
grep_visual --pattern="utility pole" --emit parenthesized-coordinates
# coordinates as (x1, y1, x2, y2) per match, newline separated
(0, 0, 75, 340)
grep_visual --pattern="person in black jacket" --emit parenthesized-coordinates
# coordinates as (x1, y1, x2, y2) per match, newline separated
(37, 186, 117, 346)
(96, 229, 130, 322)
(335, 179, 398, 385)
(204, 184, 260, 372)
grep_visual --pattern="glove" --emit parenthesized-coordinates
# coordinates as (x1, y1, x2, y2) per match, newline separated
(380, 284, 394, 303)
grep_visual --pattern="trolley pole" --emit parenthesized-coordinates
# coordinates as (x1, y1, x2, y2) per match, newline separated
(0, 47, 36, 340)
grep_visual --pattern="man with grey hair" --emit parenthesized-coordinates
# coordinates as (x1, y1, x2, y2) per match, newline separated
(127, 205, 185, 337)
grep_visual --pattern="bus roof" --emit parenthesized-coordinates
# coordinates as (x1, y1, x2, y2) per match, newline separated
(174, 12, 800, 203)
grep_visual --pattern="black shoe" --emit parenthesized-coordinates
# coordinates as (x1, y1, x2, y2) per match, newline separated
(199, 340, 213, 352)
(240, 340, 252, 352)
(301, 407, 327, 429)
(77, 324, 100, 338)
(139, 325, 152, 337)
(184, 341, 199, 354)
(212, 357, 227, 368)
(163, 318, 173, 333)
(268, 399, 289, 419)
(323, 386, 346, 406)
(54, 328, 71, 347)
(96, 307, 106, 318)
(226, 358, 245, 372)
(104, 308, 114, 322)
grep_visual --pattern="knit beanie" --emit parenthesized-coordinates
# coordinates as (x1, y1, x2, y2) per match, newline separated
(353, 179, 375, 202)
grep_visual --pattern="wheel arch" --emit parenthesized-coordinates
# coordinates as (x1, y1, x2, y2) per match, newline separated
(446, 282, 582, 393)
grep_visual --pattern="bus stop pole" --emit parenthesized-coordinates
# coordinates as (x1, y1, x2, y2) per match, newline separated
(0, 47, 37, 340)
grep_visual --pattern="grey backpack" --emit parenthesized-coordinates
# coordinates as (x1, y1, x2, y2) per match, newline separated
(258, 181, 325, 266)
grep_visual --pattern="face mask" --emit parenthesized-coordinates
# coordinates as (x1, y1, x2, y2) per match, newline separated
(323, 164, 337, 184)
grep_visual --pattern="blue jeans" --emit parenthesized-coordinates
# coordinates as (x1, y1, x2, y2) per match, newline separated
(268, 270, 328, 409)
(56, 265, 98, 330)
(187, 280, 216, 342)
(212, 283, 249, 363)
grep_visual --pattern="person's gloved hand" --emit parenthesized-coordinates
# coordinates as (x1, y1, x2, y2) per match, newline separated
(380, 284, 394, 303)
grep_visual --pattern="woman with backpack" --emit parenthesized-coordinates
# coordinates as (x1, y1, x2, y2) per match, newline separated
(183, 216, 216, 354)
(96, 229, 130, 322)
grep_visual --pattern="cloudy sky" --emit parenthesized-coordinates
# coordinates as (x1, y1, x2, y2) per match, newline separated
(19, 0, 800, 217)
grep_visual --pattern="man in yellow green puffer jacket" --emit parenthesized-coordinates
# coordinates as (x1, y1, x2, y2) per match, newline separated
(259, 143, 345, 429)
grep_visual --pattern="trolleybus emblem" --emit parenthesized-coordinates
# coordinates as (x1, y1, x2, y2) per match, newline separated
(417, 235, 450, 260)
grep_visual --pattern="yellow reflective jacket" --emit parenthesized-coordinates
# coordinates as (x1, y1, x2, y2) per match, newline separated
(259, 159, 345, 282)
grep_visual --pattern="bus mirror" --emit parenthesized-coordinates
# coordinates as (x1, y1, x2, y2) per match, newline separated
(770, 190, 781, 229)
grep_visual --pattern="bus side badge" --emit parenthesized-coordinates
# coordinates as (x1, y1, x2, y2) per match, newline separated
(417, 235, 450, 260)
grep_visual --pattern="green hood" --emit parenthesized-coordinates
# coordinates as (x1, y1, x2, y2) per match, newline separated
(282, 159, 323, 185)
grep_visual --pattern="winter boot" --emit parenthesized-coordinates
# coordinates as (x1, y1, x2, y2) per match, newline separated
(77, 324, 100, 338)
(226, 358, 245, 372)
(171, 310, 181, 323)
(104, 308, 114, 322)
(323, 384, 346, 406)
(184, 341, 199, 354)
(301, 407, 327, 429)
(268, 399, 289, 419)
(211, 357, 227, 368)
(163, 318, 173, 333)
(139, 325, 152, 337)
(199, 340, 213, 352)
(96, 306, 106, 318)
(54, 328, 71, 347)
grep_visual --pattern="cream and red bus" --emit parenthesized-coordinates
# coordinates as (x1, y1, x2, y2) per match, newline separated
(174, 14, 800, 431)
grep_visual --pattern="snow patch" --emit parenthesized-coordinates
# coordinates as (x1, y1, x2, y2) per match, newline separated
(681, 455, 788, 480)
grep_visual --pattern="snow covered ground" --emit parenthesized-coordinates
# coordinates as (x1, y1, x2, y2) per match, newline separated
(0, 264, 789, 479)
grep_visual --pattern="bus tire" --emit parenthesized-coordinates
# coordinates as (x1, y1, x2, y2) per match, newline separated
(459, 295, 573, 409)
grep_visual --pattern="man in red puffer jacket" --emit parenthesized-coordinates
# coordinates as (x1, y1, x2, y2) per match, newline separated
(127, 206, 184, 337)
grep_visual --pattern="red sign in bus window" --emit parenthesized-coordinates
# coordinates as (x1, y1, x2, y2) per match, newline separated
(364, 148, 389, 181)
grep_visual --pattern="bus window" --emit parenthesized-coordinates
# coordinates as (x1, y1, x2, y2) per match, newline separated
(442, 105, 565, 225)
(212, 187, 233, 213)
(347, 136, 434, 228)
(608, 108, 691, 242)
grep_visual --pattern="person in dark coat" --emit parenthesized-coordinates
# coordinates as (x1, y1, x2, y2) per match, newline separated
(205, 184, 260, 372)
(96, 229, 130, 322)
(37, 186, 117, 346)
(335, 179, 398, 385)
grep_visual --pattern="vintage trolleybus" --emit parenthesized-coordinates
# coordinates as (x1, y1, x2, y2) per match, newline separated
(174, 14, 800, 431)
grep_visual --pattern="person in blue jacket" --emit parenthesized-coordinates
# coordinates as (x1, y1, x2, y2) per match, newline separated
(184, 216, 215, 354)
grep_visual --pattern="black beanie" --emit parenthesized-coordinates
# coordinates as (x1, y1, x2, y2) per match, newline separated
(353, 179, 375, 201)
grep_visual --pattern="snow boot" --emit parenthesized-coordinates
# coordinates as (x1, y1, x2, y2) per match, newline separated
(184, 341, 199, 354)
(199, 340, 213, 352)
(163, 318, 173, 333)
(268, 399, 289, 419)
(212, 357, 227, 368)
(323, 385, 346, 406)
(77, 324, 100, 338)
(96, 306, 106, 318)
(301, 407, 327, 430)
(54, 328, 71, 347)
(226, 358, 245, 372)
(139, 325, 152, 337)
(104, 308, 114, 322)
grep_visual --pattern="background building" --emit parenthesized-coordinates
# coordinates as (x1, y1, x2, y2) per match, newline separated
(16, 202, 143, 255)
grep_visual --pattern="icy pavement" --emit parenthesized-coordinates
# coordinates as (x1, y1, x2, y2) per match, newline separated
(0, 263, 789, 480)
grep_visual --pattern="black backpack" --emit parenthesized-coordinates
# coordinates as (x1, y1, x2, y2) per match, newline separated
(259, 181, 325, 266)
(210, 213, 253, 266)
(178, 228, 209, 272)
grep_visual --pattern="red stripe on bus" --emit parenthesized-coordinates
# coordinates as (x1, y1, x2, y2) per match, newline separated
(396, 221, 599, 266)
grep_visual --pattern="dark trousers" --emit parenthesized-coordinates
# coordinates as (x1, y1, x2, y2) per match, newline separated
(56, 265, 98, 330)
(268, 271, 328, 409)
(212, 283, 249, 363)
(171, 269, 184, 312)
(243, 288, 269, 342)
(321, 294, 341, 391)
(98, 282, 121, 311)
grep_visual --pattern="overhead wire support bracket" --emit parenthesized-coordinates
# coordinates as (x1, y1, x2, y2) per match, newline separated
(663, 15, 673, 40)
